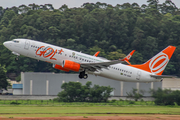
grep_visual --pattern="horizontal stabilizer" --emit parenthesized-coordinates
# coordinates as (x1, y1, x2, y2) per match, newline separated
(150, 74, 177, 79)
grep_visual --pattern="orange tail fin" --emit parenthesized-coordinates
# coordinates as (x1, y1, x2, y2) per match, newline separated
(130, 46, 176, 75)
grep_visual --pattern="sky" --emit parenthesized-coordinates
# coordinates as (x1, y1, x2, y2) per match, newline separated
(0, 0, 180, 9)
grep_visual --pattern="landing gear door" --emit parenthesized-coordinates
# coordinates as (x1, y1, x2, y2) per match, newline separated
(136, 71, 141, 80)
(24, 40, 30, 50)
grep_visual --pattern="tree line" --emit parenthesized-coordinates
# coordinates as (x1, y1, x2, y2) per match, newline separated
(0, 0, 180, 78)
(56, 81, 180, 105)
(56, 81, 113, 102)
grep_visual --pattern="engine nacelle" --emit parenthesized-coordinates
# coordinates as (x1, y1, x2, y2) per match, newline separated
(62, 60, 80, 72)
(53, 64, 70, 72)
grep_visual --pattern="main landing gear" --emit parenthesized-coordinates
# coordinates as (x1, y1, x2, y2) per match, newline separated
(79, 71, 88, 79)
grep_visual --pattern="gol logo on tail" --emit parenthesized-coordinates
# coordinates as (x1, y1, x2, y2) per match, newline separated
(149, 52, 169, 74)
(36, 46, 64, 60)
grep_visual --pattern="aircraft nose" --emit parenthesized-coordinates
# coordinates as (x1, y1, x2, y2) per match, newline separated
(3, 41, 8, 47)
(3, 41, 12, 48)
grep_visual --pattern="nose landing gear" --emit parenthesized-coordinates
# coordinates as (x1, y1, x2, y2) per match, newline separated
(15, 56, 19, 61)
(12, 52, 20, 61)
(79, 71, 88, 79)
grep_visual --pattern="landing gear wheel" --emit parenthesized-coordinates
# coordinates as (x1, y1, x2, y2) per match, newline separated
(79, 71, 88, 79)
(84, 74, 88, 79)
(79, 74, 83, 79)
(15, 57, 19, 61)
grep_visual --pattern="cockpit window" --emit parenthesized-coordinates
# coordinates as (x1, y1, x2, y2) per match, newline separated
(13, 40, 19, 43)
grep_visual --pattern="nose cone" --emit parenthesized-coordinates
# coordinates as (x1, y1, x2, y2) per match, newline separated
(3, 41, 8, 47)
(3, 41, 12, 49)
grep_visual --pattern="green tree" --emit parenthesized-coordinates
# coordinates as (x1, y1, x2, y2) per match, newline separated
(57, 81, 113, 102)
(107, 49, 126, 60)
(0, 65, 8, 90)
(150, 88, 180, 105)
(126, 88, 144, 101)
(0, 1, 180, 76)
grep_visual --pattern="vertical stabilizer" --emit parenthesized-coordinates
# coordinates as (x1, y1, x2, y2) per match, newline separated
(130, 46, 176, 75)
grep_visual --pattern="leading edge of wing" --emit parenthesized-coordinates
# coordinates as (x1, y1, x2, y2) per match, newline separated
(80, 60, 123, 71)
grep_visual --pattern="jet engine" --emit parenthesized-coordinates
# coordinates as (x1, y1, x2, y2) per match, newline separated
(62, 60, 80, 72)
(53, 64, 70, 72)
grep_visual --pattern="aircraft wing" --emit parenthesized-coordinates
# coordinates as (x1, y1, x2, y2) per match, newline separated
(150, 74, 177, 79)
(80, 50, 136, 71)
(80, 60, 123, 71)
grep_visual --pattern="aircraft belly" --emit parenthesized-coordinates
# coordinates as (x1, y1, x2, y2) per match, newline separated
(99, 69, 134, 82)
(98, 68, 160, 82)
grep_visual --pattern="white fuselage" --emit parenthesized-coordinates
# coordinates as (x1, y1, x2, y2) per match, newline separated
(3, 39, 161, 82)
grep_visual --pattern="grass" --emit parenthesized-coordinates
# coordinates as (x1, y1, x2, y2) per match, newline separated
(0, 99, 155, 106)
(0, 106, 180, 114)
(0, 100, 180, 118)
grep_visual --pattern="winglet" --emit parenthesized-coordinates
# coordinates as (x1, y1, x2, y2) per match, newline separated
(94, 51, 100, 57)
(120, 50, 135, 65)
(124, 50, 135, 61)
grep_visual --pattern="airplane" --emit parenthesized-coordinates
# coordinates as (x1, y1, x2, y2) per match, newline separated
(3, 39, 176, 82)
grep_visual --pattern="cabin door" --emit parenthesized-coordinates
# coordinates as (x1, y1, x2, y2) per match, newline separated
(24, 40, 30, 50)
(136, 71, 141, 80)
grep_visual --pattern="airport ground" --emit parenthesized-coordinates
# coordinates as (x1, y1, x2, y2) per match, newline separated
(0, 106, 180, 120)
(1, 114, 180, 120)
(0, 95, 178, 120)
